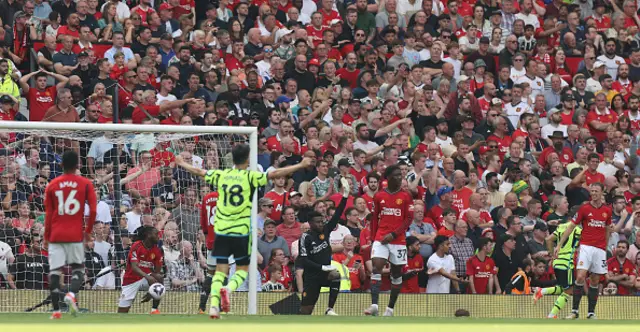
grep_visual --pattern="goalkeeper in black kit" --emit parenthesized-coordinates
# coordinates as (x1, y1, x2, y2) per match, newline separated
(297, 178, 350, 316)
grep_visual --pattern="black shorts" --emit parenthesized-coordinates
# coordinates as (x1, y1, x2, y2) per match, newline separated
(211, 234, 250, 265)
(554, 268, 574, 289)
(301, 272, 331, 306)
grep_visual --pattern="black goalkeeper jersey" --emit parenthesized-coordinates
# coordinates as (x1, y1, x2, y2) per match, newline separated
(296, 197, 347, 278)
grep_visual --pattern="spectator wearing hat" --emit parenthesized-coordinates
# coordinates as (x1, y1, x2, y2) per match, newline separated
(527, 222, 550, 259)
(258, 219, 290, 269)
(469, 59, 486, 93)
(491, 232, 521, 290)
(539, 131, 574, 169)
(586, 61, 606, 93)
(0, 95, 17, 121)
(466, 36, 497, 75)
(541, 108, 568, 141)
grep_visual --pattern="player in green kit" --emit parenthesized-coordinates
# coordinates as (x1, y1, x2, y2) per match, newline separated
(175, 144, 313, 319)
(532, 221, 582, 318)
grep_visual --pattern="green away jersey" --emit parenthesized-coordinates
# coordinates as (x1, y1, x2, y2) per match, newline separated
(552, 222, 582, 270)
(204, 168, 267, 236)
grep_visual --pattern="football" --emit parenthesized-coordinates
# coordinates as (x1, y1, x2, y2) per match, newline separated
(148, 283, 166, 300)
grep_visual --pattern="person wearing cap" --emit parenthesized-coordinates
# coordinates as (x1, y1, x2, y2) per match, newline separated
(469, 58, 486, 92)
(466, 36, 497, 75)
(426, 186, 458, 227)
(586, 61, 606, 93)
(0, 94, 17, 121)
(541, 107, 568, 141)
(533, 170, 562, 211)
(258, 219, 290, 269)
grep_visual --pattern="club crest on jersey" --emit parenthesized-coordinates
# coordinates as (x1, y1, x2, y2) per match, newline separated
(415, 262, 420, 267)
(486, 264, 490, 269)
(602, 213, 607, 218)
(516, 107, 521, 113)
(150, 253, 155, 260)
(396, 198, 403, 205)
(537, 81, 541, 86)
(319, 234, 325, 240)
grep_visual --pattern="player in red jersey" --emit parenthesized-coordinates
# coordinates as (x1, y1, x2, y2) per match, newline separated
(466, 238, 497, 294)
(118, 226, 164, 314)
(364, 164, 413, 317)
(198, 190, 218, 313)
(401, 236, 423, 293)
(44, 150, 97, 319)
(555, 183, 612, 320)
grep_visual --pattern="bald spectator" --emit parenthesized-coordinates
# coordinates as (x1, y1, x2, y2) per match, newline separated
(283, 54, 316, 93)
(168, 240, 204, 292)
(245, 28, 264, 58)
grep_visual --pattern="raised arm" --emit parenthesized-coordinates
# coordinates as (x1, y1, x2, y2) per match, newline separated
(175, 155, 207, 177)
(325, 178, 350, 233)
(267, 158, 313, 179)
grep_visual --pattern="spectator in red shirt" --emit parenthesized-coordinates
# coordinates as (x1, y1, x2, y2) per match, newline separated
(0, 95, 18, 121)
(131, 90, 196, 124)
(587, 92, 619, 142)
(606, 240, 637, 295)
(332, 235, 366, 291)
(225, 40, 245, 75)
(57, 12, 81, 41)
(466, 237, 497, 294)
(19, 69, 69, 122)
(584, 152, 605, 186)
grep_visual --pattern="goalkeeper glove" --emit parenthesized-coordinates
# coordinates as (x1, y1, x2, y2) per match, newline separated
(322, 265, 337, 272)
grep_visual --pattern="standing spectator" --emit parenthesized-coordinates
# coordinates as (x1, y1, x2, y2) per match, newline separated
(169, 240, 204, 292)
(449, 220, 474, 292)
(8, 234, 48, 289)
(492, 233, 520, 291)
(171, 188, 199, 243)
(408, 201, 436, 259)
(427, 235, 465, 293)
(42, 88, 80, 123)
(19, 69, 69, 122)
(466, 238, 498, 294)
(258, 219, 290, 268)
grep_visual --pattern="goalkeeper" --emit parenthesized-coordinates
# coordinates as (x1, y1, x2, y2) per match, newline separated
(175, 144, 313, 319)
(297, 177, 350, 316)
(532, 221, 582, 318)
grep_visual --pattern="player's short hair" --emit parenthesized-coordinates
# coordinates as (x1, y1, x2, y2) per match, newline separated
(587, 153, 600, 161)
(384, 164, 401, 179)
(434, 235, 449, 249)
(477, 237, 493, 251)
(617, 240, 629, 248)
(62, 150, 79, 172)
(134, 225, 156, 242)
(231, 144, 251, 165)
(631, 196, 640, 205)
(307, 211, 323, 222)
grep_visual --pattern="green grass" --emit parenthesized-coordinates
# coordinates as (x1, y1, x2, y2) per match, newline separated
(1, 314, 639, 332)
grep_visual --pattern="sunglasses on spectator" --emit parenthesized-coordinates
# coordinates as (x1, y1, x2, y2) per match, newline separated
(262, 204, 273, 208)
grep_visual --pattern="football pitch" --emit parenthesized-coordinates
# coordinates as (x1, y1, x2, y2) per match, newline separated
(1, 314, 639, 332)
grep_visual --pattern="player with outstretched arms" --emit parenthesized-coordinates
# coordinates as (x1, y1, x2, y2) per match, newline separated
(118, 225, 164, 314)
(533, 218, 582, 318)
(298, 178, 350, 315)
(364, 164, 414, 317)
(44, 150, 97, 319)
(198, 189, 219, 313)
(554, 183, 612, 319)
(175, 144, 314, 319)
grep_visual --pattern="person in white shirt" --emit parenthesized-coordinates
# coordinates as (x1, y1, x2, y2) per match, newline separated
(586, 61, 606, 93)
(459, 24, 480, 54)
(427, 235, 464, 294)
(597, 38, 626, 80)
(514, 0, 540, 29)
(541, 108, 568, 140)
(504, 84, 533, 128)
(435, 118, 453, 147)
(0, 240, 14, 288)
(125, 198, 144, 234)
(509, 53, 527, 82)
(514, 57, 544, 99)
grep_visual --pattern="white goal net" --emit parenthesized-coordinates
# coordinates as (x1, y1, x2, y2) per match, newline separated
(0, 122, 259, 315)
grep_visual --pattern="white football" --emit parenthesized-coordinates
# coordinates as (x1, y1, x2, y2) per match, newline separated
(148, 282, 166, 300)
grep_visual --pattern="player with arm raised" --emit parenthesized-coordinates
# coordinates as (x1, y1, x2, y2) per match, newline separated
(118, 226, 164, 314)
(298, 178, 350, 315)
(555, 183, 612, 320)
(533, 218, 582, 318)
(174, 143, 314, 319)
(44, 150, 97, 319)
(198, 189, 219, 313)
(364, 164, 414, 317)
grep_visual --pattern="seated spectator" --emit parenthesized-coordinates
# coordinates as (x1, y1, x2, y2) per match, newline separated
(276, 207, 302, 251)
(258, 219, 290, 269)
(169, 240, 204, 292)
(8, 233, 48, 289)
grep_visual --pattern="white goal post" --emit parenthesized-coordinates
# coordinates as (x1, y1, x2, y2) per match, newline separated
(0, 121, 259, 315)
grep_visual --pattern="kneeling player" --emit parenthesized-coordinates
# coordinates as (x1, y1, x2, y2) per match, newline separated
(297, 178, 349, 315)
(118, 226, 164, 314)
(365, 165, 413, 317)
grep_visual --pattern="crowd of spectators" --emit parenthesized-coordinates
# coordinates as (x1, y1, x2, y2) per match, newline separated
(0, 0, 640, 300)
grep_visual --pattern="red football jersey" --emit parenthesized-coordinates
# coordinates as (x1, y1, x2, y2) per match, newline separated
(44, 174, 97, 243)
(623, 110, 640, 132)
(264, 190, 288, 222)
(371, 189, 413, 245)
(586, 109, 618, 142)
(27, 87, 56, 121)
(460, 208, 492, 225)
(262, 264, 292, 289)
(401, 253, 424, 293)
(332, 252, 365, 291)
(623, 190, 640, 204)
(200, 192, 218, 250)
(466, 255, 496, 294)
(573, 203, 612, 250)
(451, 187, 473, 212)
(584, 170, 605, 186)
(123, 241, 164, 286)
(606, 257, 637, 295)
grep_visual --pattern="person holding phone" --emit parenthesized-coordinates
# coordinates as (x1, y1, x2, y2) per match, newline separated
(332, 235, 366, 292)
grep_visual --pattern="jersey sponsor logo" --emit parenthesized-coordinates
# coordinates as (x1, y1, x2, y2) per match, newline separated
(587, 219, 607, 228)
(310, 241, 329, 254)
(381, 207, 402, 217)
(475, 271, 493, 278)
(138, 261, 154, 269)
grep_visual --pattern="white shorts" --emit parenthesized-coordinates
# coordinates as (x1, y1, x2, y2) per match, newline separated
(371, 241, 407, 265)
(119, 278, 149, 308)
(577, 244, 607, 275)
(48, 243, 84, 270)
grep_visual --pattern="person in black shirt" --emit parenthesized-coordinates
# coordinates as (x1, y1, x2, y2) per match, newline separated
(297, 178, 349, 315)
(84, 235, 106, 288)
(151, 167, 177, 210)
(8, 234, 49, 289)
